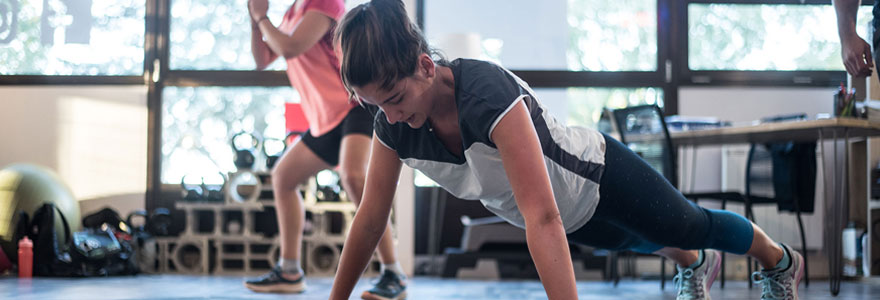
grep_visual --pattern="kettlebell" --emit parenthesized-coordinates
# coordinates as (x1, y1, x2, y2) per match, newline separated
(315, 185, 341, 202)
(264, 131, 303, 170)
(263, 138, 285, 170)
(147, 208, 172, 236)
(180, 174, 204, 201)
(202, 172, 227, 203)
(232, 132, 260, 170)
(127, 208, 172, 237)
(126, 210, 150, 237)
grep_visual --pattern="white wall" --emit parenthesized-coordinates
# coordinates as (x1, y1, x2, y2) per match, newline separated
(0, 86, 148, 218)
(679, 86, 836, 250)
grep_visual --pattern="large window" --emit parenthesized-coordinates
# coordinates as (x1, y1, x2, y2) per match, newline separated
(567, 0, 657, 71)
(161, 87, 293, 184)
(422, 0, 665, 149)
(169, 0, 371, 70)
(169, 0, 290, 70)
(0, 0, 144, 75)
(689, 3, 873, 71)
(423, 0, 657, 71)
(6, 0, 868, 205)
(159, 0, 372, 185)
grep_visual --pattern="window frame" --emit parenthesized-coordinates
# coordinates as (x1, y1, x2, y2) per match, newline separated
(0, 0, 151, 83)
(0, 0, 870, 210)
(417, 0, 675, 114)
(0, 76, 145, 85)
(676, 0, 867, 87)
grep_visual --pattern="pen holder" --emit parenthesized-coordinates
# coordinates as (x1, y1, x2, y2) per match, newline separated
(834, 90, 857, 118)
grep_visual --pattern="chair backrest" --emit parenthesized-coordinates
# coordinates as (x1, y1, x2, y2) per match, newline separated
(745, 143, 775, 198)
(610, 105, 677, 187)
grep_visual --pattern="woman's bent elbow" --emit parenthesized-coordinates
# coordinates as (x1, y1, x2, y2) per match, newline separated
(528, 211, 562, 228)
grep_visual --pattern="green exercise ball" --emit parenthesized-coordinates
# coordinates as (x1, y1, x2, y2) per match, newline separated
(0, 164, 81, 261)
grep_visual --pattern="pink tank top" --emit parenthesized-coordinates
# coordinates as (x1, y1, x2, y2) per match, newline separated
(278, 0, 354, 136)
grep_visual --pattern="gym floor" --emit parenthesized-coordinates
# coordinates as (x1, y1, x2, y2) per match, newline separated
(2, 275, 879, 299)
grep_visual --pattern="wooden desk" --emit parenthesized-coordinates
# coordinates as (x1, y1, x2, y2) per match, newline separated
(668, 118, 880, 295)
(672, 118, 880, 146)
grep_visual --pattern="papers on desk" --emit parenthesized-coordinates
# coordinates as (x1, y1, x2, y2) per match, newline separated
(861, 100, 880, 123)
(665, 115, 730, 132)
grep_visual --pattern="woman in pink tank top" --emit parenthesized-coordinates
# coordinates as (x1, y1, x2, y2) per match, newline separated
(245, 1, 405, 299)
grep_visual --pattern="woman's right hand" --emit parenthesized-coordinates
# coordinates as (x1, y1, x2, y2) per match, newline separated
(248, 0, 269, 23)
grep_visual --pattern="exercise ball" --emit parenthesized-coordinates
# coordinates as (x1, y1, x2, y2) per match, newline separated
(0, 164, 80, 261)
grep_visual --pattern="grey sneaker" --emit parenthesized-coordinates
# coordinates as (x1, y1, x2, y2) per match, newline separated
(673, 249, 721, 300)
(361, 270, 407, 300)
(752, 244, 803, 300)
(244, 266, 306, 293)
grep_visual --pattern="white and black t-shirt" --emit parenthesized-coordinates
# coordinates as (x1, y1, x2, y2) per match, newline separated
(374, 59, 606, 233)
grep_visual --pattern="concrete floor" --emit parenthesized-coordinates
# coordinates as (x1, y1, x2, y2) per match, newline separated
(2, 275, 880, 299)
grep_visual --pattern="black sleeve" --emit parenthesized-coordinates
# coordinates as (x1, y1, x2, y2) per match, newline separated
(457, 61, 530, 147)
(373, 111, 396, 150)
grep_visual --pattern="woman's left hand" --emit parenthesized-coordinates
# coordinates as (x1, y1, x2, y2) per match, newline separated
(492, 100, 578, 299)
(248, 0, 269, 22)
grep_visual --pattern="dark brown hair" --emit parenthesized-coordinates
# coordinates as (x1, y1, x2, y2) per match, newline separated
(335, 0, 441, 101)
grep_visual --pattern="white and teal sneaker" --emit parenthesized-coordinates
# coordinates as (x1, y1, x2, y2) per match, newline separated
(752, 244, 804, 300)
(673, 249, 721, 300)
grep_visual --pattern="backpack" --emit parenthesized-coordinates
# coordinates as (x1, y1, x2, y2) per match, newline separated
(28, 203, 139, 276)
(767, 142, 817, 213)
(28, 203, 80, 276)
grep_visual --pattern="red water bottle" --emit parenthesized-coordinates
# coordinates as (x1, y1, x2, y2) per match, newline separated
(17, 236, 33, 278)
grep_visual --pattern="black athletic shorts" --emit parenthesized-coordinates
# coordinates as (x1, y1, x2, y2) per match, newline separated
(301, 105, 375, 166)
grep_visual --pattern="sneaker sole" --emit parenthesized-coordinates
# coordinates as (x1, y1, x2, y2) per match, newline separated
(361, 290, 407, 300)
(793, 250, 804, 299)
(244, 281, 306, 294)
(705, 250, 721, 300)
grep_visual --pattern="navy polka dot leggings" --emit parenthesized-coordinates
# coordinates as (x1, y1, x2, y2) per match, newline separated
(567, 134, 754, 255)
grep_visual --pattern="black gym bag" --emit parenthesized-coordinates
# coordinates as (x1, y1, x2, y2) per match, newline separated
(28, 203, 139, 277)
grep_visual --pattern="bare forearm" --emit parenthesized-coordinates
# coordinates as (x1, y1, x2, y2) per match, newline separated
(329, 210, 389, 299)
(526, 216, 577, 300)
(250, 20, 276, 70)
(834, 0, 862, 39)
(257, 19, 308, 60)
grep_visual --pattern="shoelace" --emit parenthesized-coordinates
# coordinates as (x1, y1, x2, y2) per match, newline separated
(752, 271, 793, 300)
(673, 268, 704, 299)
